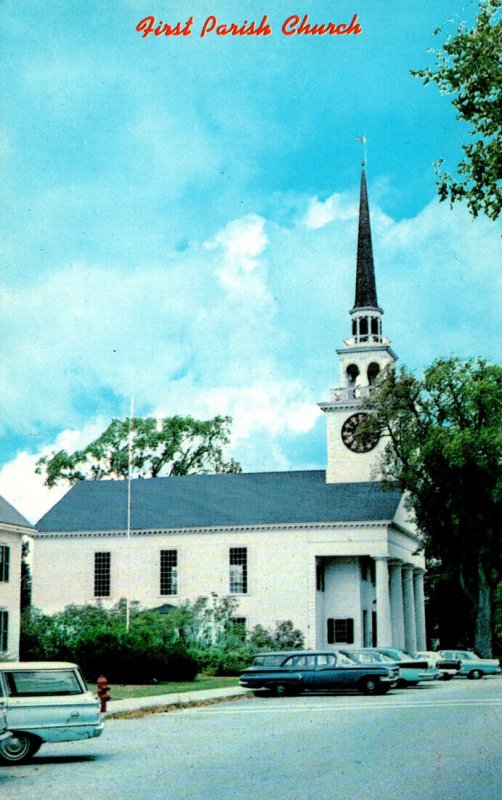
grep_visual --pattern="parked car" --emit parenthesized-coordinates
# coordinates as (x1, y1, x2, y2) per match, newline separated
(239, 650, 399, 696)
(338, 649, 400, 687)
(415, 651, 461, 680)
(438, 650, 502, 680)
(361, 648, 440, 686)
(0, 662, 104, 764)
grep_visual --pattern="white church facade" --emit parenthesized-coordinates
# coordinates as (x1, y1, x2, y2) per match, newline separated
(32, 168, 427, 653)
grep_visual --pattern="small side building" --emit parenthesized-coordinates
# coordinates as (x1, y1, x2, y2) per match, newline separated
(0, 496, 33, 660)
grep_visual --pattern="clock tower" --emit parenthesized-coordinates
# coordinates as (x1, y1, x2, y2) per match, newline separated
(319, 165, 397, 483)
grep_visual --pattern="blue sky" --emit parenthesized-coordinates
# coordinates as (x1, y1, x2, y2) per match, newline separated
(0, 0, 500, 522)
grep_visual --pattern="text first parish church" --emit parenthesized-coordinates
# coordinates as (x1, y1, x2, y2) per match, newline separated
(32, 168, 427, 653)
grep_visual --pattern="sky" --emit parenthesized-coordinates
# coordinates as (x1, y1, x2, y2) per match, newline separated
(0, 0, 500, 524)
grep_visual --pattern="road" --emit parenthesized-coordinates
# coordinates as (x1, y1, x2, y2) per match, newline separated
(1, 677, 501, 800)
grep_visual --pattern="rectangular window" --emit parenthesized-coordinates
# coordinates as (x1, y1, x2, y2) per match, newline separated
(229, 547, 247, 594)
(327, 618, 354, 644)
(0, 609, 8, 653)
(0, 545, 10, 582)
(4, 669, 83, 697)
(94, 552, 111, 597)
(160, 550, 178, 596)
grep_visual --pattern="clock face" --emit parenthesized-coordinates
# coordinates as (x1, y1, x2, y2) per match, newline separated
(341, 412, 380, 453)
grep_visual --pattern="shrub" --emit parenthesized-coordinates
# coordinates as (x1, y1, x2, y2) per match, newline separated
(20, 598, 305, 680)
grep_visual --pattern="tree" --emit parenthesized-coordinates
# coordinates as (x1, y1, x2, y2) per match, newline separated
(412, 0, 501, 220)
(36, 414, 241, 487)
(20, 539, 32, 612)
(362, 357, 502, 656)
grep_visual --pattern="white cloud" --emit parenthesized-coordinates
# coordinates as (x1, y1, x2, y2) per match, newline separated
(1, 192, 500, 525)
(304, 192, 358, 229)
(0, 421, 108, 523)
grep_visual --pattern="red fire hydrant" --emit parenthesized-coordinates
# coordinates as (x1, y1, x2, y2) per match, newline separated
(97, 675, 111, 713)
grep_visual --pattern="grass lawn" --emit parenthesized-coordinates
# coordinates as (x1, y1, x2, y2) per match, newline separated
(109, 675, 240, 700)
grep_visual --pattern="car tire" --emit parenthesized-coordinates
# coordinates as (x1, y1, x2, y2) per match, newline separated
(468, 669, 483, 680)
(441, 673, 453, 681)
(360, 677, 380, 695)
(0, 733, 41, 765)
(271, 682, 289, 696)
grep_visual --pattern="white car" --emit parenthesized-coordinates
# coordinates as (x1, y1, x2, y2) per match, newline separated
(438, 650, 502, 680)
(415, 651, 461, 680)
(0, 707, 11, 743)
(0, 661, 104, 764)
(362, 648, 440, 686)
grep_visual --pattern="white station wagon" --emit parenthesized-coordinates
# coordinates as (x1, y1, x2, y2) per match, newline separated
(0, 661, 104, 764)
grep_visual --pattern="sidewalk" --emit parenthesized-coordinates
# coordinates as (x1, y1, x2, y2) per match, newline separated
(106, 685, 251, 716)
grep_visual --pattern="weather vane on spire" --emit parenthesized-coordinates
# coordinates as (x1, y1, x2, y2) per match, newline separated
(357, 135, 367, 167)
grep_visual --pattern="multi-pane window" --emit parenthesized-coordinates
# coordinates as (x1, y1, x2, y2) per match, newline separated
(229, 617, 247, 639)
(327, 617, 354, 645)
(94, 552, 111, 597)
(229, 548, 247, 594)
(0, 545, 10, 582)
(160, 550, 178, 596)
(0, 610, 8, 653)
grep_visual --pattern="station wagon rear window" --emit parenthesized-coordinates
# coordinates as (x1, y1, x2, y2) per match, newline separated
(3, 670, 83, 697)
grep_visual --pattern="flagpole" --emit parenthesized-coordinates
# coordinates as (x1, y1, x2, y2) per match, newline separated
(126, 396, 134, 632)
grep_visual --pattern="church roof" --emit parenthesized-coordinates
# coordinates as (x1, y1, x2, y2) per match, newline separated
(353, 167, 379, 310)
(35, 471, 403, 533)
(0, 495, 33, 529)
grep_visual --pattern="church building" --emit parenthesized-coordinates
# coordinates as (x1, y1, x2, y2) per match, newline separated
(32, 168, 427, 653)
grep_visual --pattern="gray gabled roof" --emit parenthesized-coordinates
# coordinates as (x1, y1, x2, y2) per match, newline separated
(0, 495, 34, 529)
(35, 471, 403, 533)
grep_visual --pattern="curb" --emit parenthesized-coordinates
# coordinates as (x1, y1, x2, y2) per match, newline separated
(106, 686, 250, 717)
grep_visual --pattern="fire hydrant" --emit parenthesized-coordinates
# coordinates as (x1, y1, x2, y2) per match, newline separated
(97, 675, 111, 713)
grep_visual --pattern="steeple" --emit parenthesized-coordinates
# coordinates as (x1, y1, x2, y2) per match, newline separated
(353, 167, 379, 310)
(348, 166, 384, 345)
(318, 161, 398, 484)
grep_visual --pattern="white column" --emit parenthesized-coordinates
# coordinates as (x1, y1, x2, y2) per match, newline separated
(402, 565, 417, 654)
(374, 557, 393, 646)
(389, 561, 405, 649)
(414, 569, 427, 651)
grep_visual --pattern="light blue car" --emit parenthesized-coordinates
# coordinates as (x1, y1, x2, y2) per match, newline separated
(439, 650, 502, 680)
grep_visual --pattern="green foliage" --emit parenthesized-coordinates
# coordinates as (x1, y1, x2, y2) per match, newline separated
(366, 356, 502, 655)
(167, 594, 304, 675)
(494, 581, 502, 654)
(20, 602, 198, 683)
(20, 595, 305, 680)
(35, 414, 241, 487)
(412, 0, 501, 220)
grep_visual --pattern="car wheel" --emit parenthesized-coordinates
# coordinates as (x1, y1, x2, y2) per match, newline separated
(272, 682, 289, 696)
(442, 673, 453, 681)
(468, 669, 483, 680)
(0, 733, 41, 765)
(360, 677, 380, 695)
(397, 678, 408, 688)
